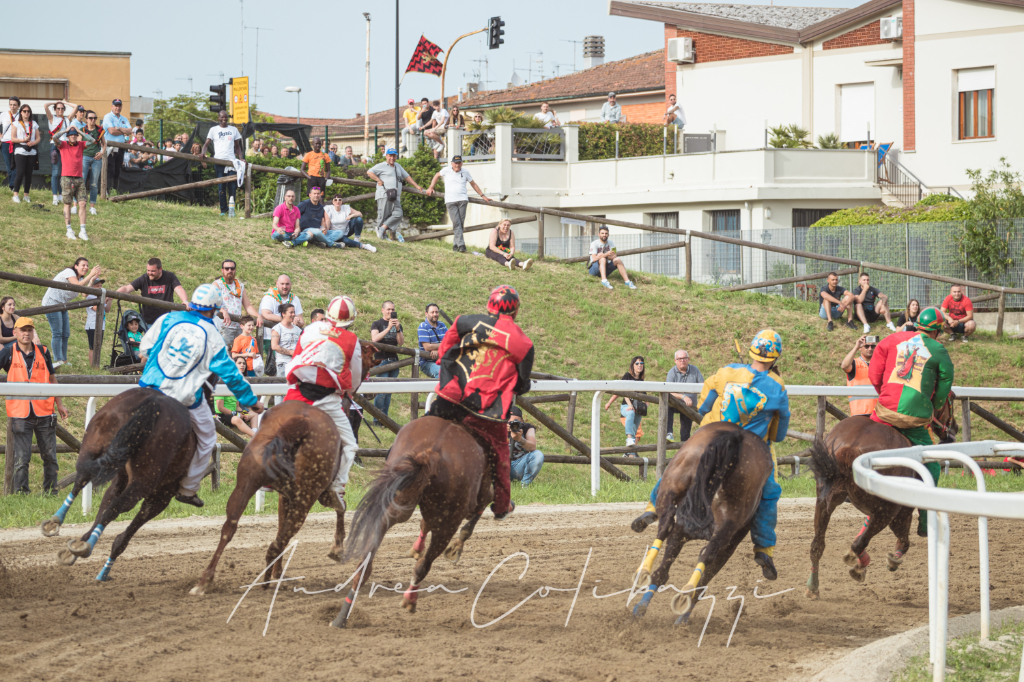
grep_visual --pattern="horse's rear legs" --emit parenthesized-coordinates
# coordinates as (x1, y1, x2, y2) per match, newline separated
(444, 511, 484, 564)
(403, 521, 460, 613)
(191, 469, 266, 596)
(57, 475, 135, 567)
(806, 483, 846, 599)
(632, 519, 685, 618)
(96, 488, 176, 581)
(845, 507, 899, 583)
(671, 521, 744, 622)
(886, 507, 914, 572)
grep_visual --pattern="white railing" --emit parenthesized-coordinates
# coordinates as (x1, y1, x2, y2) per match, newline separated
(853, 441, 1024, 682)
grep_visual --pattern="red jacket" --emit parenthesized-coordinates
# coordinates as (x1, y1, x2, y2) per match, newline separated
(435, 313, 534, 421)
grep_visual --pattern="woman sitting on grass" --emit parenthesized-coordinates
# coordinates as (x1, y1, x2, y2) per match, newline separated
(896, 299, 921, 332)
(486, 219, 533, 272)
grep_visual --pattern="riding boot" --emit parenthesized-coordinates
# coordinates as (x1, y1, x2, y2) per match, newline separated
(175, 492, 205, 508)
(754, 547, 778, 580)
(917, 511, 928, 537)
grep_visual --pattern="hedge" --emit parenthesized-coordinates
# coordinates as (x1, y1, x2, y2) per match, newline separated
(577, 122, 672, 160)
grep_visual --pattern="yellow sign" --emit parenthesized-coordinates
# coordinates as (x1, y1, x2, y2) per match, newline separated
(230, 77, 250, 124)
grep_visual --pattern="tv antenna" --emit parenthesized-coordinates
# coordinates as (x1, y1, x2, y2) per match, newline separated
(560, 39, 584, 72)
(176, 76, 194, 93)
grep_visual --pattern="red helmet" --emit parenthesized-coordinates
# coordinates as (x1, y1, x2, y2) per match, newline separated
(326, 295, 357, 328)
(487, 285, 520, 316)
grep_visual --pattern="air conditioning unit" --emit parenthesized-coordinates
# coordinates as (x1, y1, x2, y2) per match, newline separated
(667, 37, 695, 64)
(880, 16, 903, 39)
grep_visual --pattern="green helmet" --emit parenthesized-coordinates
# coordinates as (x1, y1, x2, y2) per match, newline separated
(916, 307, 945, 332)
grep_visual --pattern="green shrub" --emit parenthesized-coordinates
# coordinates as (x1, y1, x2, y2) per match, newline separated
(816, 132, 842, 149)
(957, 157, 1024, 281)
(577, 122, 669, 160)
(917, 193, 964, 206)
(769, 124, 813, 149)
(810, 203, 970, 226)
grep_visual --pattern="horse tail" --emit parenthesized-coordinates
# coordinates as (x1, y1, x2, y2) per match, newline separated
(675, 428, 746, 540)
(260, 435, 298, 483)
(342, 450, 431, 564)
(80, 396, 162, 487)
(807, 438, 841, 493)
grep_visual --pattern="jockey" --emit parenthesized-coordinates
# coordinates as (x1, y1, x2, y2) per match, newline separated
(283, 295, 362, 509)
(632, 330, 790, 580)
(868, 306, 953, 535)
(139, 284, 264, 507)
(427, 285, 535, 520)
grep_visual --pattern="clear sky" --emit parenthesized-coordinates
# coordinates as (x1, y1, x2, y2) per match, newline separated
(26, 0, 852, 120)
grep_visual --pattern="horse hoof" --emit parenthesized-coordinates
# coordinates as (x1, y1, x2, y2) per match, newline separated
(189, 584, 206, 596)
(40, 516, 62, 537)
(443, 544, 463, 564)
(57, 547, 78, 566)
(674, 612, 692, 626)
(670, 592, 693, 616)
(401, 597, 417, 613)
(68, 539, 93, 558)
(632, 601, 649, 618)
(635, 568, 652, 589)
(408, 548, 424, 561)
(805, 588, 820, 600)
(843, 550, 859, 567)
(887, 552, 904, 572)
(327, 549, 342, 563)
(630, 512, 658, 533)
(849, 567, 867, 583)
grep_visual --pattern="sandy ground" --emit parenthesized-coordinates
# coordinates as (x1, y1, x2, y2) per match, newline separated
(1, 499, 1020, 682)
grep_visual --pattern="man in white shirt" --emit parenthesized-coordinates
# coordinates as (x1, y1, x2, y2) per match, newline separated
(1, 96, 20, 191)
(534, 102, 560, 128)
(663, 94, 686, 127)
(102, 99, 132, 194)
(200, 110, 244, 216)
(259, 274, 304, 374)
(423, 99, 449, 159)
(588, 225, 636, 290)
(425, 156, 491, 253)
(600, 92, 625, 124)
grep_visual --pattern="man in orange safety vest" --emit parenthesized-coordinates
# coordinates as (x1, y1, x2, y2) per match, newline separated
(840, 335, 878, 416)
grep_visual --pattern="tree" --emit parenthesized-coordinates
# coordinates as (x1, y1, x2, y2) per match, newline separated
(769, 124, 813, 148)
(149, 93, 273, 144)
(958, 157, 1024, 282)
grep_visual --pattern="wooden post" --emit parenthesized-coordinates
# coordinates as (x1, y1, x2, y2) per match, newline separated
(969, 401, 1024, 442)
(91, 288, 106, 369)
(101, 151, 108, 200)
(996, 290, 1006, 340)
(657, 393, 669, 478)
(109, 174, 240, 203)
(815, 396, 827, 442)
(244, 163, 253, 219)
(3, 417, 15, 494)
(351, 394, 401, 434)
(410, 362, 419, 420)
(824, 400, 849, 421)
(566, 391, 577, 433)
(536, 208, 545, 260)
(684, 236, 692, 285)
(214, 420, 250, 452)
(961, 398, 971, 443)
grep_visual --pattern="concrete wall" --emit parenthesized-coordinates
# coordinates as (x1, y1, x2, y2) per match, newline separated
(0, 50, 132, 118)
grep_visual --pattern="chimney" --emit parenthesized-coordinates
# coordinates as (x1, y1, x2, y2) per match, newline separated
(583, 36, 605, 69)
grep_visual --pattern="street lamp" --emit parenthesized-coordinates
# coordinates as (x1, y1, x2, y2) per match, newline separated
(285, 86, 301, 123)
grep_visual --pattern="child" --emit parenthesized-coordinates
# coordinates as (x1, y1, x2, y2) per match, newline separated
(230, 316, 260, 377)
(125, 316, 143, 362)
(84, 294, 112, 367)
(216, 357, 259, 436)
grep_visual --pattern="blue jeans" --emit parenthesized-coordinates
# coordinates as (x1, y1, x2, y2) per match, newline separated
(272, 231, 300, 245)
(215, 164, 237, 213)
(419, 361, 439, 378)
(373, 367, 400, 416)
(510, 450, 544, 486)
(1, 144, 15, 189)
(83, 155, 102, 204)
(298, 228, 343, 247)
(44, 310, 70, 362)
(51, 155, 62, 195)
(336, 216, 364, 248)
(819, 303, 841, 320)
(620, 404, 639, 436)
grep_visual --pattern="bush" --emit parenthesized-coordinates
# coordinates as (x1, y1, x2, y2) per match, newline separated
(958, 157, 1024, 281)
(810, 203, 970, 226)
(577, 122, 669, 160)
(769, 124, 812, 149)
(816, 132, 842, 149)
(917, 193, 963, 206)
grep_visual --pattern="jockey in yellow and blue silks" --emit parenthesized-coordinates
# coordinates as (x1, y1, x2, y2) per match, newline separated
(635, 330, 790, 580)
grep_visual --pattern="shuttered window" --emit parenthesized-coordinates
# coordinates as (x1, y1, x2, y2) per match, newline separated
(840, 82, 875, 144)
(958, 67, 994, 140)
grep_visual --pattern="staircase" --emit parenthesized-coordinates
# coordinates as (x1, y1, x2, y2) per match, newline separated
(878, 158, 965, 208)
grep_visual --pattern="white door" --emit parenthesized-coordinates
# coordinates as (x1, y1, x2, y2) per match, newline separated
(840, 82, 875, 143)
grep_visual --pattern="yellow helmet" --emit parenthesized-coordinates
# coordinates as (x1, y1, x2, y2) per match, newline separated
(749, 329, 782, 364)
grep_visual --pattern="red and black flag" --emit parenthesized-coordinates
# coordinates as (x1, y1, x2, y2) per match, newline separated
(405, 35, 444, 76)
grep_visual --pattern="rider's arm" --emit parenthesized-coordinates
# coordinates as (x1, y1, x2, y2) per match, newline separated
(210, 344, 258, 408)
(696, 372, 718, 417)
(513, 345, 535, 396)
(868, 338, 889, 394)
(932, 350, 955, 411)
(348, 341, 363, 392)
(773, 393, 791, 442)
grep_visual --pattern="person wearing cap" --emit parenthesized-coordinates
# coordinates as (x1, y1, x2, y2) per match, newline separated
(425, 156, 492, 252)
(600, 92, 625, 124)
(507, 405, 544, 487)
(401, 98, 422, 154)
(45, 99, 80, 206)
(53, 127, 90, 241)
(102, 99, 132, 194)
(366, 148, 425, 242)
(1, 317, 69, 495)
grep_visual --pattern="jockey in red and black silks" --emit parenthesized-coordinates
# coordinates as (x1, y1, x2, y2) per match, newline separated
(429, 285, 534, 520)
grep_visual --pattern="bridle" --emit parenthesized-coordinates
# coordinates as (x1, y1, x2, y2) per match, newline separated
(930, 394, 957, 443)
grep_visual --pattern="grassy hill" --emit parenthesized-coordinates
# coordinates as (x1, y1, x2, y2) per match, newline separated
(1, 195, 1022, 527)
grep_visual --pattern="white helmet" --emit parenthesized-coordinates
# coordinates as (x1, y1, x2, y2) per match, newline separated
(190, 283, 223, 312)
(326, 295, 357, 328)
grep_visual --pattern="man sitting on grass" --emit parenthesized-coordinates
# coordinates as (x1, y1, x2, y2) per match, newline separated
(271, 190, 302, 247)
(588, 226, 636, 290)
(818, 272, 847, 332)
(842, 272, 897, 334)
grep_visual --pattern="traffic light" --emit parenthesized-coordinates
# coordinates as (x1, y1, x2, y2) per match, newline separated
(209, 84, 227, 113)
(488, 16, 505, 50)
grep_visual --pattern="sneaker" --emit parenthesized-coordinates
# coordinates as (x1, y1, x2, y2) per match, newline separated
(862, 322, 871, 334)
(71, 204, 78, 215)
(754, 551, 778, 580)
(453, 245, 460, 252)
(845, 320, 858, 330)
(492, 500, 516, 521)
(52, 360, 65, 369)
(78, 227, 88, 241)
(23, 194, 29, 203)
(827, 321, 834, 332)
(361, 243, 377, 253)
(601, 280, 613, 290)
(886, 321, 897, 332)
(52, 196, 60, 206)
(458, 245, 467, 253)
(282, 240, 294, 248)
(175, 493, 205, 508)
(395, 232, 405, 243)
(666, 432, 674, 442)
(352, 235, 361, 243)
(505, 259, 513, 270)
(948, 333, 959, 343)
(625, 281, 637, 290)
(626, 436, 636, 447)
(520, 258, 533, 271)
(331, 242, 345, 248)
(11, 195, 19, 204)
(65, 227, 77, 240)
(961, 335, 969, 343)
(89, 206, 97, 215)
(220, 212, 227, 217)
(352, 455, 365, 469)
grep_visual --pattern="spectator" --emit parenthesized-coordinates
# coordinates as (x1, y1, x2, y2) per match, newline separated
(423, 99, 449, 159)
(45, 100, 75, 206)
(447, 105, 466, 130)
(229, 316, 260, 377)
(1, 297, 41, 347)
(173, 139, 184, 153)
(662, 94, 686, 127)
(486, 219, 533, 271)
(116, 257, 189, 326)
(534, 102, 560, 128)
(280, 146, 291, 159)
(604, 356, 646, 449)
(601, 92, 625, 124)
(125, 146, 156, 170)
(269, 144, 279, 158)
(401, 98, 422, 153)
(302, 137, 331, 191)
(41, 257, 103, 368)
(10, 104, 40, 204)
(326, 195, 377, 252)
(327, 143, 340, 164)
(271, 303, 300, 377)
(369, 300, 404, 419)
(1, 96, 20, 192)
(818, 272, 848, 332)
(201, 109, 244, 216)
(367, 149, 425, 242)
(296, 186, 338, 248)
(213, 259, 262, 346)
(588, 226, 636, 290)
(84, 293, 112, 367)
(309, 309, 326, 323)
(69, 105, 87, 133)
(941, 284, 976, 342)
(271, 189, 304, 247)
(123, 314, 143, 358)
(416, 303, 447, 379)
(897, 299, 921, 332)
(666, 350, 703, 442)
(841, 335, 878, 416)
(340, 146, 356, 167)
(259, 274, 304, 374)
(1, 317, 69, 494)
(217, 356, 260, 434)
(53, 128, 90, 241)
(469, 113, 490, 156)
(842, 272, 897, 334)
(425, 155, 492, 253)
(508, 406, 544, 487)
(416, 98, 434, 141)
(80, 111, 105, 215)
(102, 99, 131, 195)
(132, 119, 144, 137)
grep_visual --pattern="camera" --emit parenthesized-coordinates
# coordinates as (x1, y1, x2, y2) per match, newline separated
(94, 278, 106, 285)
(390, 311, 398, 320)
(509, 420, 522, 433)
(865, 335, 879, 345)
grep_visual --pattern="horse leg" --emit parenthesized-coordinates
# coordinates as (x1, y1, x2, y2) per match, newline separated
(315, 488, 347, 563)
(58, 472, 131, 566)
(633, 522, 686, 618)
(673, 526, 748, 625)
(444, 512, 484, 564)
(41, 478, 90, 537)
(265, 492, 314, 587)
(409, 519, 428, 561)
(330, 554, 376, 629)
(96, 487, 175, 582)
(806, 483, 846, 600)
(403, 521, 459, 613)
(671, 520, 743, 621)
(845, 506, 898, 583)
(886, 506, 914, 572)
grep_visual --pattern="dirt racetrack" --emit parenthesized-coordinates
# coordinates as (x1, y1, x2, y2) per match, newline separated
(2, 499, 1021, 682)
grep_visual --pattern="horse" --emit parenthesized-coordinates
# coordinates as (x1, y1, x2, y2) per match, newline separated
(804, 394, 958, 599)
(190, 339, 379, 596)
(329, 415, 493, 627)
(631, 421, 774, 624)
(40, 388, 196, 582)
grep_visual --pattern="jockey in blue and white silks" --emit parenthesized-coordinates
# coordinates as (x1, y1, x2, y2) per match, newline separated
(139, 283, 262, 507)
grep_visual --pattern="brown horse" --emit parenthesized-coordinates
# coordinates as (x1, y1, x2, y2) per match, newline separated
(190, 339, 379, 596)
(41, 388, 196, 581)
(632, 422, 773, 623)
(805, 395, 958, 599)
(330, 415, 492, 627)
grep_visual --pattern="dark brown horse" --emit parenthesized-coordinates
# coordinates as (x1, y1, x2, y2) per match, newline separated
(632, 422, 773, 623)
(330, 415, 492, 627)
(805, 395, 957, 598)
(41, 388, 196, 581)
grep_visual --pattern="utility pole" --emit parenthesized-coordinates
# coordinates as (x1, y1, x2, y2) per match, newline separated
(364, 13, 371, 158)
(240, 0, 244, 75)
(245, 26, 273, 102)
(394, 0, 399, 153)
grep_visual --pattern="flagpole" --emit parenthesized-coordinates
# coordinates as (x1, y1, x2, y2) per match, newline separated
(394, 0, 400, 154)
(440, 27, 488, 110)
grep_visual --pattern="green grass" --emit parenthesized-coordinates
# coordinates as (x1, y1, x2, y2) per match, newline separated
(894, 618, 1024, 681)
(2, 194, 1023, 528)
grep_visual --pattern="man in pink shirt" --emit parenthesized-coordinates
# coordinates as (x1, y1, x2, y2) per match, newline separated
(54, 127, 88, 241)
(271, 189, 305, 247)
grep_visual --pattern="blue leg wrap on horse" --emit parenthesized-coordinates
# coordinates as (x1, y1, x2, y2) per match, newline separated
(640, 585, 657, 605)
(96, 557, 115, 581)
(649, 478, 661, 507)
(86, 524, 106, 550)
(55, 492, 76, 522)
(750, 462, 781, 549)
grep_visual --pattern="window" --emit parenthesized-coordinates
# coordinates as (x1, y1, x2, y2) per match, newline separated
(644, 213, 680, 277)
(0, 78, 67, 100)
(709, 209, 741, 276)
(793, 209, 839, 228)
(840, 82, 875, 144)
(958, 67, 994, 140)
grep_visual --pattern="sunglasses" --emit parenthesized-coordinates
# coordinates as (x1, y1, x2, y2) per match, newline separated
(87, 116, 96, 120)
(223, 266, 236, 271)
(634, 361, 644, 365)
